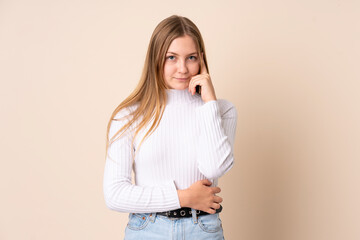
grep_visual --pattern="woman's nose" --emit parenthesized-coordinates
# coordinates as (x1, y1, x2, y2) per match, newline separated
(177, 59, 188, 73)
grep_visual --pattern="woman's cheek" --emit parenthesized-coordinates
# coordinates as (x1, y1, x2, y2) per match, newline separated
(190, 63, 200, 75)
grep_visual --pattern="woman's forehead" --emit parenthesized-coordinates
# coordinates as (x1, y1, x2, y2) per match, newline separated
(167, 35, 198, 55)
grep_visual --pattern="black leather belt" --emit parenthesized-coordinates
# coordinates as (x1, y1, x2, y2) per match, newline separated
(156, 205, 222, 218)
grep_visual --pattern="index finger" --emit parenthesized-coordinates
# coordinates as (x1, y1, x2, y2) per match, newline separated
(211, 186, 221, 194)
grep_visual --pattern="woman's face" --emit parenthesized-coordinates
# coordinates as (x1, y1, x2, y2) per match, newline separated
(163, 35, 200, 90)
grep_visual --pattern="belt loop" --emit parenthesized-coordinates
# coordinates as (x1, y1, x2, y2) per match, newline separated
(191, 208, 198, 224)
(149, 212, 156, 223)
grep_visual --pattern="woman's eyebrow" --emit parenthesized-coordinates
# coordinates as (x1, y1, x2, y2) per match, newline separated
(166, 52, 198, 56)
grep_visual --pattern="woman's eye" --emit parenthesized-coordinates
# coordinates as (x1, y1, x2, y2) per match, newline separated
(188, 56, 197, 60)
(167, 56, 175, 60)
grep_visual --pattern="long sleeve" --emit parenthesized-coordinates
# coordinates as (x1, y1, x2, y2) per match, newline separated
(195, 99, 237, 179)
(103, 108, 181, 213)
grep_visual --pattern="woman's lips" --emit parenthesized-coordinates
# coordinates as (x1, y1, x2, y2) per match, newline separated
(175, 77, 189, 81)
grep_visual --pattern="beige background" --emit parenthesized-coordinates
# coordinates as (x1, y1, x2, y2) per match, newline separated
(1, 0, 359, 239)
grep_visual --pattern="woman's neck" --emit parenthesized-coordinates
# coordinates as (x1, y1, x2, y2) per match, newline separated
(165, 88, 199, 105)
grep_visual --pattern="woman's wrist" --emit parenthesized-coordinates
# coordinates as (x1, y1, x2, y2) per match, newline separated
(177, 189, 190, 208)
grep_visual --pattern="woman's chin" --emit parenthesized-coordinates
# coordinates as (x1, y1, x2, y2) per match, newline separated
(166, 83, 189, 90)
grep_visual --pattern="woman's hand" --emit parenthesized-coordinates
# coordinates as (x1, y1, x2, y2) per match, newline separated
(177, 179, 223, 214)
(188, 55, 217, 103)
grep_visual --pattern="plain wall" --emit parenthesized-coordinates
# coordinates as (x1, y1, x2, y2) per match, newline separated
(0, 0, 359, 239)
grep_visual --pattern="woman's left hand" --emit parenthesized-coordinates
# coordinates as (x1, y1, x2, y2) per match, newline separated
(188, 56, 217, 103)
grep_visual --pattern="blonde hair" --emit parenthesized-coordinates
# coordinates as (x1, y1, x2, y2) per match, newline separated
(105, 15, 209, 161)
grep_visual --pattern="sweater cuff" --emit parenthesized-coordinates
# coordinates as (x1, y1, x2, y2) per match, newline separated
(195, 100, 221, 128)
(196, 99, 219, 113)
(166, 180, 181, 209)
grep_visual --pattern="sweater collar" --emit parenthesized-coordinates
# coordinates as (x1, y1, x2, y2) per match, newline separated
(165, 88, 199, 104)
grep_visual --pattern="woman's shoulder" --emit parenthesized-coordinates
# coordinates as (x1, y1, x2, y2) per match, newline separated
(109, 104, 140, 136)
(113, 103, 139, 120)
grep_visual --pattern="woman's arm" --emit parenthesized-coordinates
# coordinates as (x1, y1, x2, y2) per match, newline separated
(103, 109, 181, 213)
(195, 99, 237, 179)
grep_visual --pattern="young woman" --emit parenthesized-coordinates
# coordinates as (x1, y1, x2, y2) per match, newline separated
(103, 15, 237, 240)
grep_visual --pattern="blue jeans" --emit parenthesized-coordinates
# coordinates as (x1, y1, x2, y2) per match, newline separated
(124, 208, 225, 239)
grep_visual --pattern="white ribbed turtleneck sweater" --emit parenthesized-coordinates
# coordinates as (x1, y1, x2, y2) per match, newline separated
(103, 89, 237, 213)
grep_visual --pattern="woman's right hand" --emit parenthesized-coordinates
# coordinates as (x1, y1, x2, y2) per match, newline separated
(177, 179, 223, 214)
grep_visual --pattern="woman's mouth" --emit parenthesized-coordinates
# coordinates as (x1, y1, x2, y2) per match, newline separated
(175, 77, 189, 81)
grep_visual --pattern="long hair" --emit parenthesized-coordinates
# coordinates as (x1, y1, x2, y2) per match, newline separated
(105, 15, 209, 161)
